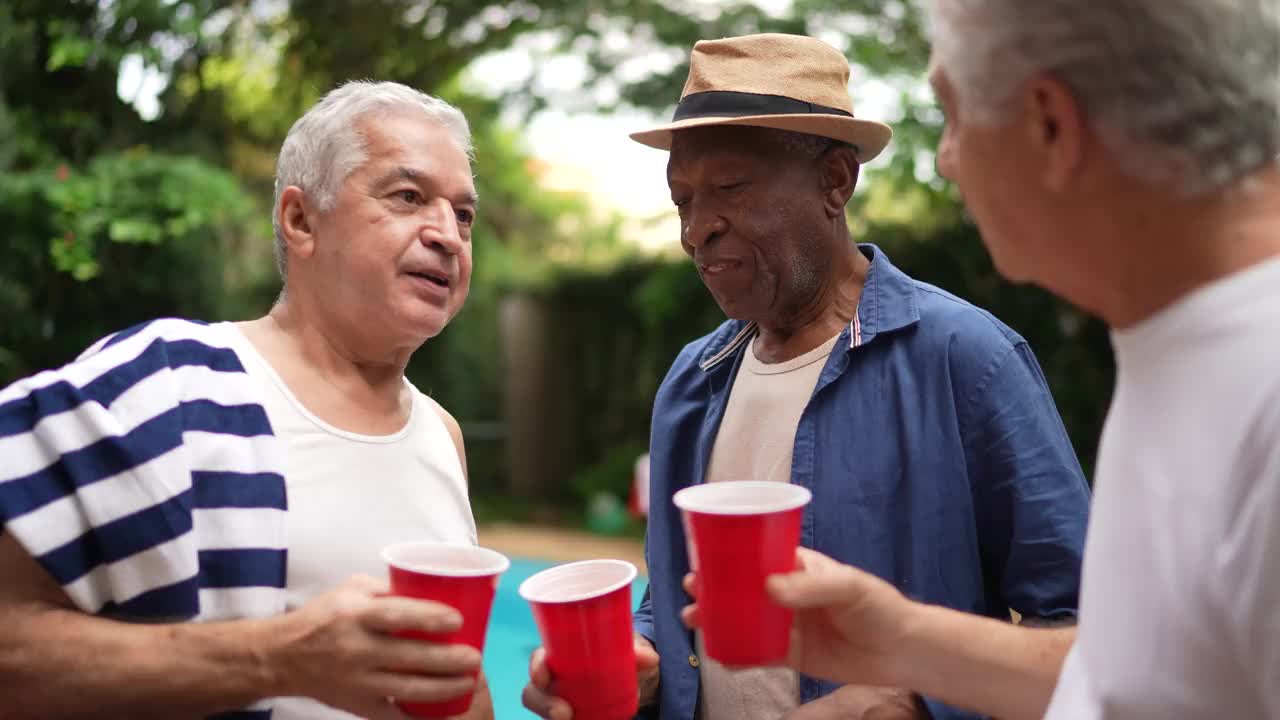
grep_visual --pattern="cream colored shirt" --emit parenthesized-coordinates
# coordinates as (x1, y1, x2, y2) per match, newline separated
(699, 331, 841, 720)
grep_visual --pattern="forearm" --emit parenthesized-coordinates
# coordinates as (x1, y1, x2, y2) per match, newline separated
(0, 601, 278, 720)
(897, 604, 1074, 720)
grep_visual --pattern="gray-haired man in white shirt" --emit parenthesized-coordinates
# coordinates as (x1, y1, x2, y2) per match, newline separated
(683, 2, 1280, 719)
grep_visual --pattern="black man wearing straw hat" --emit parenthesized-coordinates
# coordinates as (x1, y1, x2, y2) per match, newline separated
(524, 33, 1091, 720)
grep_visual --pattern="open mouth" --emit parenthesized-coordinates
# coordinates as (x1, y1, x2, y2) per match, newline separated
(700, 260, 740, 274)
(407, 270, 450, 288)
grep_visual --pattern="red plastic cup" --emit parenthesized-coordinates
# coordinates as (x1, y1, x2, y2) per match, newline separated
(673, 481, 812, 666)
(519, 559, 639, 720)
(382, 542, 511, 718)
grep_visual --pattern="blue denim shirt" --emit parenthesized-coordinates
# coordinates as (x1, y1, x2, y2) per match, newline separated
(634, 245, 1091, 720)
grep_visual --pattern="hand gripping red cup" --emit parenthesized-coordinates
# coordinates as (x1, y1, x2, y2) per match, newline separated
(519, 559, 640, 720)
(382, 541, 511, 718)
(673, 481, 812, 666)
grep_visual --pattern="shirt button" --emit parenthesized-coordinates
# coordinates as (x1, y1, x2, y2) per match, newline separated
(688, 654, 700, 668)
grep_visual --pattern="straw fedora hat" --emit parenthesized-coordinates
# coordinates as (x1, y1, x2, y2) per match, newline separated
(630, 33, 892, 162)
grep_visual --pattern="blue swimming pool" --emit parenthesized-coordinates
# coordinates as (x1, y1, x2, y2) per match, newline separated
(485, 558, 649, 719)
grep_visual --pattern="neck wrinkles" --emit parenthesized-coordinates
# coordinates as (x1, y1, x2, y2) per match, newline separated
(754, 242, 867, 363)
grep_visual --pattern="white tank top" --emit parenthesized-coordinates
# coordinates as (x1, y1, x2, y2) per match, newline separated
(221, 324, 478, 720)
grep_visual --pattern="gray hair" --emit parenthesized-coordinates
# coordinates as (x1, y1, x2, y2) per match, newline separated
(755, 127, 854, 161)
(272, 80, 473, 277)
(929, 0, 1280, 195)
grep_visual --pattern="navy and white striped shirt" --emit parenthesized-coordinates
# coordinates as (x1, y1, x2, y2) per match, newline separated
(0, 318, 288, 718)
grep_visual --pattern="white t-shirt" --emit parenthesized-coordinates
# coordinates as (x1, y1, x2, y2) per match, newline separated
(224, 325, 479, 720)
(1043, 257, 1280, 719)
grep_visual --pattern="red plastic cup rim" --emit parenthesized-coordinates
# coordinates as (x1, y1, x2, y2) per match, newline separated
(382, 541, 512, 578)
(672, 481, 812, 516)
(518, 559, 638, 604)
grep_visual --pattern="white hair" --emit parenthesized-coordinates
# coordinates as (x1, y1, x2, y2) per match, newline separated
(271, 80, 473, 277)
(929, 0, 1280, 195)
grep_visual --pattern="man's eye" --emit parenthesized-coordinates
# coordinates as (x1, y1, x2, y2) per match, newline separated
(456, 209, 475, 225)
(397, 190, 421, 204)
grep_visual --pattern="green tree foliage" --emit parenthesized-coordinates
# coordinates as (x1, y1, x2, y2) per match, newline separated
(0, 151, 255, 378)
(0, 1, 265, 381)
(510, 0, 1113, 480)
(483, 0, 1112, 479)
(0, 0, 1112, 493)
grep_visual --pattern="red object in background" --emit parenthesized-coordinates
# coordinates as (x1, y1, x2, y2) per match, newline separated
(628, 453, 650, 518)
(384, 542, 511, 718)
(674, 481, 811, 666)
(521, 560, 640, 720)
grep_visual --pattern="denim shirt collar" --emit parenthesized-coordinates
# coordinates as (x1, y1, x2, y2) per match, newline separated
(697, 243, 921, 371)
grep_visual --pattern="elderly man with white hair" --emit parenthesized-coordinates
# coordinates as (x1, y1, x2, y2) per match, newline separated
(682, 1, 1280, 719)
(0, 81, 491, 720)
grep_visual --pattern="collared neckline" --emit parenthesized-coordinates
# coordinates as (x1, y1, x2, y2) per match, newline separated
(698, 244, 921, 371)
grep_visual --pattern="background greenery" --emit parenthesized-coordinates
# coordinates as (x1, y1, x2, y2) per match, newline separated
(0, 0, 1113, 530)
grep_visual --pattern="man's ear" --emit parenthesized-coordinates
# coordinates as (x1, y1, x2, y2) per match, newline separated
(822, 145, 861, 218)
(278, 186, 317, 262)
(1022, 72, 1085, 192)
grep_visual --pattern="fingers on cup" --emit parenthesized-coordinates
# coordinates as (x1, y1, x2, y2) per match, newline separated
(767, 564, 858, 609)
(633, 638, 660, 668)
(682, 572, 697, 596)
(529, 647, 554, 688)
(363, 597, 464, 635)
(681, 602, 702, 629)
(521, 681, 574, 720)
(373, 671, 476, 703)
(379, 637, 481, 675)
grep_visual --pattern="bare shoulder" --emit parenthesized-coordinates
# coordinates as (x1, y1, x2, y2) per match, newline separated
(421, 393, 467, 476)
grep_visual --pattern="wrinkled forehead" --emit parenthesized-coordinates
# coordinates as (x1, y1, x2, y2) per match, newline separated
(358, 108, 464, 150)
(357, 112, 474, 182)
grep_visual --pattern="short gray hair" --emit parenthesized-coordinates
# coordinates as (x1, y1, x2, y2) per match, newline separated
(272, 80, 473, 277)
(929, 0, 1280, 195)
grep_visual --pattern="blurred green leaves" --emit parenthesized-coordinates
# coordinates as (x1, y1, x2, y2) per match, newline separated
(45, 35, 94, 71)
(0, 2, 269, 381)
(0, 0, 1114, 488)
(5, 151, 251, 281)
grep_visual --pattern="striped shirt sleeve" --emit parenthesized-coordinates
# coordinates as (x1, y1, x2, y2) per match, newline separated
(0, 319, 287, 622)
